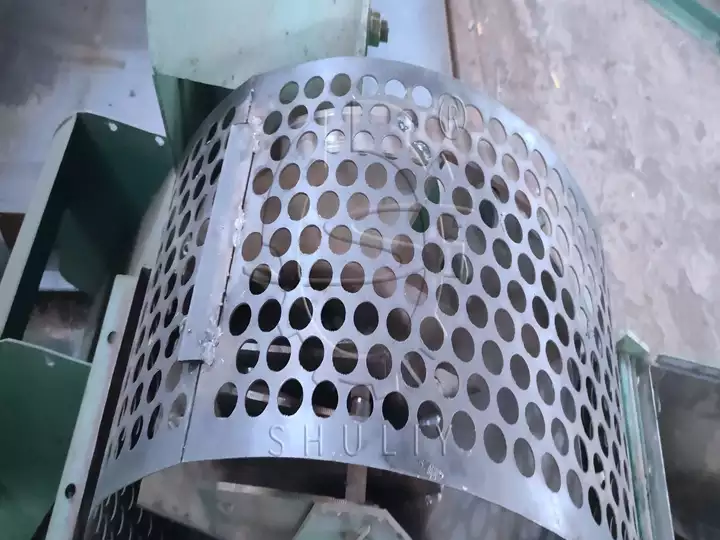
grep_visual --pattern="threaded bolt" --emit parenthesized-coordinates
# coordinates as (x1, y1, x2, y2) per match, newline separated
(367, 10, 389, 48)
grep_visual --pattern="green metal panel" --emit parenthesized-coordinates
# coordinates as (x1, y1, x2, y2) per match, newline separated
(0, 113, 172, 343)
(147, 0, 370, 89)
(146, 0, 372, 157)
(153, 73, 231, 166)
(646, 0, 720, 50)
(0, 112, 173, 538)
(48, 275, 139, 539)
(56, 114, 172, 295)
(0, 339, 90, 540)
(0, 117, 76, 340)
(618, 334, 674, 540)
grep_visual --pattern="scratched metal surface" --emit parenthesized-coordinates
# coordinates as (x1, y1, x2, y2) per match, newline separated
(95, 57, 636, 540)
(93, 79, 254, 503)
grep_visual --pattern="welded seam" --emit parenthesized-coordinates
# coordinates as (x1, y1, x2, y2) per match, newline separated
(180, 91, 257, 460)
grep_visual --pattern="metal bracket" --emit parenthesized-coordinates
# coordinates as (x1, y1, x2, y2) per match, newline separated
(293, 500, 411, 540)
(46, 274, 147, 540)
(617, 332, 674, 540)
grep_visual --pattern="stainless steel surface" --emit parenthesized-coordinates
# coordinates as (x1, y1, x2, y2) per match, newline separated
(86, 483, 170, 540)
(129, 459, 568, 540)
(176, 117, 253, 366)
(368, 0, 453, 75)
(293, 501, 411, 540)
(133, 473, 572, 540)
(420, 485, 564, 539)
(97, 485, 573, 540)
(137, 462, 317, 540)
(134, 457, 440, 539)
(94, 84, 253, 502)
(95, 56, 634, 540)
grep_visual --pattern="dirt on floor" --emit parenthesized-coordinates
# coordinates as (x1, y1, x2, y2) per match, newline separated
(448, 0, 720, 366)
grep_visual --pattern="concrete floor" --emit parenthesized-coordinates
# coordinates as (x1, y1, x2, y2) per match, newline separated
(449, 0, 720, 367)
(1, 0, 719, 366)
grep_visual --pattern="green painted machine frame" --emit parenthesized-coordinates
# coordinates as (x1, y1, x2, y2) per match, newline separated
(646, 0, 720, 51)
(146, 0, 385, 163)
(0, 113, 171, 540)
(0, 339, 89, 539)
(0, 5, 388, 535)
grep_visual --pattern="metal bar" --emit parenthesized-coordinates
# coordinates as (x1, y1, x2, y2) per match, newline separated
(645, 0, 720, 48)
(618, 347, 652, 540)
(655, 353, 720, 383)
(0, 118, 77, 339)
(617, 334, 674, 540)
(46, 271, 148, 540)
(637, 364, 674, 540)
(345, 398, 368, 504)
(345, 465, 368, 505)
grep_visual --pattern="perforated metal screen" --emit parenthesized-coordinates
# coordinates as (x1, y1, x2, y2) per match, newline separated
(93, 57, 636, 540)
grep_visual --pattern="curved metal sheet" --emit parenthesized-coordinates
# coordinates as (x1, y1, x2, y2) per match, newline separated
(95, 57, 636, 540)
